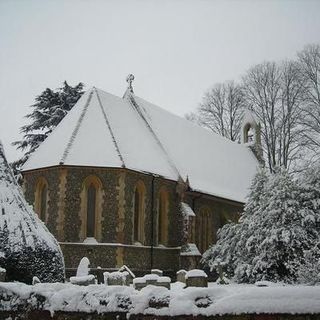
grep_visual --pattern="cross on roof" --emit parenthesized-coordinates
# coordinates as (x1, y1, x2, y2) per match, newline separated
(126, 74, 135, 93)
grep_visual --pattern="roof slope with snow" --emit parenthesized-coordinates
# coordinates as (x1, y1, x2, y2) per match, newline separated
(22, 87, 259, 203)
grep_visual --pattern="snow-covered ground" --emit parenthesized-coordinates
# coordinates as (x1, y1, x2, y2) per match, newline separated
(0, 281, 319, 316)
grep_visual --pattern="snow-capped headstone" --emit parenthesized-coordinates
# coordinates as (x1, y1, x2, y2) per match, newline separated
(0, 142, 65, 283)
(176, 269, 187, 283)
(76, 257, 90, 277)
(32, 276, 41, 285)
(118, 265, 135, 285)
(0, 267, 6, 282)
(70, 257, 95, 285)
(151, 269, 163, 276)
(185, 269, 208, 287)
(103, 271, 127, 286)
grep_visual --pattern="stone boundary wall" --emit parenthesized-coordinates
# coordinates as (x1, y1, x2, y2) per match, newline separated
(1, 311, 319, 320)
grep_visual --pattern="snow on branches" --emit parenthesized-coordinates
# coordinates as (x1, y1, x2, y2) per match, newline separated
(202, 166, 320, 284)
(12, 81, 84, 171)
(0, 142, 65, 283)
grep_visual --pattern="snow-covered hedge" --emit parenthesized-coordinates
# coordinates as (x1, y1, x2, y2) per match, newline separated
(0, 282, 320, 316)
(0, 142, 65, 283)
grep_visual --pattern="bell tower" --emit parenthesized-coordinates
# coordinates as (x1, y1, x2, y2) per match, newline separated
(241, 110, 264, 164)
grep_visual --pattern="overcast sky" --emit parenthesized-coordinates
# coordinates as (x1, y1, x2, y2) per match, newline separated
(1, 0, 320, 162)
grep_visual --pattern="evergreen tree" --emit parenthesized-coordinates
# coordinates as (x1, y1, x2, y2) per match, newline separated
(297, 243, 320, 285)
(296, 165, 320, 284)
(202, 221, 241, 278)
(0, 142, 65, 283)
(237, 169, 303, 283)
(298, 164, 320, 238)
(203, 167, 320, 283)
(12, 81, 84, 170)
(202, 168, 268, 280)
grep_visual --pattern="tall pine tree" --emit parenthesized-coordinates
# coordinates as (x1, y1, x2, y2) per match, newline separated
(12, 81, 84, 170)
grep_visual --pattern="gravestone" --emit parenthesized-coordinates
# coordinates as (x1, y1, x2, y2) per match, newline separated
(185, 269, 208, 287)
(0, 267, 6, 282)
(176, 269, 187, 283)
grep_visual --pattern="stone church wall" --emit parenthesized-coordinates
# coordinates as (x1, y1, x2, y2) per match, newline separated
(193, 194, 242, 242)
(22, 166, 243, 272)
(23, 167, 61, 238)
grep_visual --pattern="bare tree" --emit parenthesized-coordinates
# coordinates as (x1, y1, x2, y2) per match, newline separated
(298, 44, 320, 153)
(243, 61, 306, 172)
(186, 81, 245, 141)
(278, 61, 307, 169)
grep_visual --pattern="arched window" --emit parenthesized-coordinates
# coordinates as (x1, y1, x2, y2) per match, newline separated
(196, 207, 211, 253)
(35, 177, 48, 222)
(86, 183, 96, 237)
(80, 176, 103, 241)
(133, 181, 145, 244)
(157, 188, 169, 245)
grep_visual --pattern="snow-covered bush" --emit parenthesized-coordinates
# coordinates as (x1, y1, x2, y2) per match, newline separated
(0, 142, 65, 283)
(296, 165, 320, 284)
(202, 168, 268, 280)
(297, 243, 320, 285)
(202, 167, 320, 284)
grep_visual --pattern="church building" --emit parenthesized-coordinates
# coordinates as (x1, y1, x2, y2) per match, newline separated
(21, 76, 260, 276)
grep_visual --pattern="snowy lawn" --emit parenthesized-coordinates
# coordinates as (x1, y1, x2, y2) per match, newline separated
(0, 281, 320, 316)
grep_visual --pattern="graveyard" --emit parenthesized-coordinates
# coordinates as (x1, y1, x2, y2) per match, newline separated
(1, 262, 320, 319)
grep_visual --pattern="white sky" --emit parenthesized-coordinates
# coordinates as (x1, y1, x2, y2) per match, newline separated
(1, 0, 320, 162)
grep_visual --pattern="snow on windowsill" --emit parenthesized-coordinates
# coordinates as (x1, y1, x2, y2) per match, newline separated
(83, 237, 98, 244)
(59, 242, 180, 250)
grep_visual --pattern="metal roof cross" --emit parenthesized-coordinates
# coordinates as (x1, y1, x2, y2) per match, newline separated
(126, 74, 135, 93)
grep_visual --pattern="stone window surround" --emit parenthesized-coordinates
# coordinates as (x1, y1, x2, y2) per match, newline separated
(34, 177, 49, 223)
(132, 180, 146, 245)
(157, 186, 169, 246)
(196, 206, 212, 253)
(79, 175, 103, 242)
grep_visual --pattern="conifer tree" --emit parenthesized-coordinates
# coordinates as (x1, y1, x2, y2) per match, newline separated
(202, 167, 268, 279)
(237, 169, 303, 283)
(203, 167, 320, 283)
(0, 142, 65, 283)
(12, 81, 84, 170)
(297, 243, 320, 285)
(296, 165, 320, 284)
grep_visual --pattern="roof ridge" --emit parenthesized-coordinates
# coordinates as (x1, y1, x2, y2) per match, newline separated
(94, 88, 126, 168)
(59, 89, 94, 165)
(126, 93, 182, 179)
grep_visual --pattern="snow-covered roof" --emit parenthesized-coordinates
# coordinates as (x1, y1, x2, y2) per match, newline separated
(22, 87, 259, 203)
